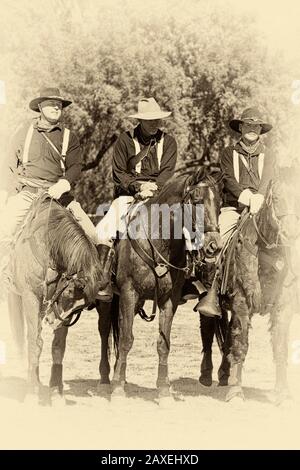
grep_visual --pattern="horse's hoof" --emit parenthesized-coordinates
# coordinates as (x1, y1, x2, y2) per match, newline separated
(159, 395, 174, 408)
(218, 377, 229, 387)
(50, 387, 66, 408)
(199, 375, 213, 387)
(111, 384, 126, 399)
(271, 389, 293, 407)
(23, 392, 40, 406)
(158, 387, 173, 408)
(225, 385, 245, 403)
(97, 382, 112, 397)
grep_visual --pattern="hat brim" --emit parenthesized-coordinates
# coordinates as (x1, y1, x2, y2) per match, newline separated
(229, 119, 272, 134)
(29, 96, 72, 112)
(128, 111, 171, 120)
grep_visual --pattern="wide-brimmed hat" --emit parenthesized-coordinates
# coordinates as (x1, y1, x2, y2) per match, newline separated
(229, 107, 272, 134)
(29, 87, 72, 112)
(128, 97, 171, 120)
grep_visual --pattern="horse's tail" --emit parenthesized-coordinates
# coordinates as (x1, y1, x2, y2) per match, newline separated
(7, 291, 25, 356)
(111, 294, 119, 357)
(215, 310, 229, 353)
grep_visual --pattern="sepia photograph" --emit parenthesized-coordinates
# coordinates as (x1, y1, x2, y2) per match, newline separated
(0, 0, 299, 452)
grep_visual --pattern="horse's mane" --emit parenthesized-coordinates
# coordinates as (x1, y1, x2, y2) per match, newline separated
(39, 199, 102, 301)
(149, 167, 223, 205)
(148, 175, 189, 205)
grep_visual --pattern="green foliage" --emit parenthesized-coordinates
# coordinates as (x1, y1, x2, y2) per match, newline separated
(0, 0, 298, 212)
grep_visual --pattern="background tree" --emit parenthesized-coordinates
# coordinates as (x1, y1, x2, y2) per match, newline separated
(0, 0, 299, 212)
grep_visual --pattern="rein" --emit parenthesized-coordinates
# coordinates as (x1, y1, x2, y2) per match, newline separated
(127, 176, 220, 321)
(43, 272, 86, 328)
(252, 214, 281, 250)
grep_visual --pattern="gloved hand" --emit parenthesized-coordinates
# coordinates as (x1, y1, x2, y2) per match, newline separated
(47, 179, 71, 200)
(140, 182, 158, 192)
(238, 188, 253, 206)
(139, 189, 155, 199)
(250, 193, 264, 214)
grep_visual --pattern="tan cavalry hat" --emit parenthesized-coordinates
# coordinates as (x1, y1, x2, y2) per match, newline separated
(128, 97, 171, 120)
(229, 107, 272, 134)
(29, 87, 72, 112)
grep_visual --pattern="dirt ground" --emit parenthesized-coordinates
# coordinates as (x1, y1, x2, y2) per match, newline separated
(0, 298, 300, 450)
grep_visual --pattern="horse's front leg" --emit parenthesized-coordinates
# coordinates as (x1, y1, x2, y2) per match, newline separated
(111, 284, 137, 397)
(22, 292, 43, 401)
(199, 314, 215, 386)
(270, 304, 293, 405)
(225, 291, 251, 402)
(157, 297, 175, 400)
(49, 326, 68, 402)
(96, 299, 113, 387)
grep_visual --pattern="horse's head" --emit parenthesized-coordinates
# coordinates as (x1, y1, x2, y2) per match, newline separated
(44, 262, 102, 330)
(259, 171, 300, 247)
(44, 203, 104, 329)
(272, 169, 300, 244)
(185, 166, 222, 258)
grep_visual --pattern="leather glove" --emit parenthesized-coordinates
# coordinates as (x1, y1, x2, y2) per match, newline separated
(140, 182, 158, 192)
(48, 179, 71, 200)
(238, 188, 253, 206)
(139, 189, 155, 199)
(250, 193, 264, 214)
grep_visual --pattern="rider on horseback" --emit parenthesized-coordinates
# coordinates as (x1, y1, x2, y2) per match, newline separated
(219, 107, 274, 242)
(196, 107, 276, 385)
(197, 107, 275, 312)
(95, 97, 178, 301)
(0, 87, 101, 284)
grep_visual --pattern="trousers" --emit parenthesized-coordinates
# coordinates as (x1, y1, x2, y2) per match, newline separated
(219, 206, 240, 244)
(96, 195, 134, 244)
(0, 189, 99, 244)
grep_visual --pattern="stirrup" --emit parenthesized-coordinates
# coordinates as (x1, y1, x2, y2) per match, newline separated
(96, 285, 113, 302)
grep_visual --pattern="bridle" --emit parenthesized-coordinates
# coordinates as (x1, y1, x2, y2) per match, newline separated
(252, 183, 300, 250)
(128, 176, 220, 321)
(252, 182, 300, 288)
(43, 272, 87, 328)
(183, 179, 220, 234)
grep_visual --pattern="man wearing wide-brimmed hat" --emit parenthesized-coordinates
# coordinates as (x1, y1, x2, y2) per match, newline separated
(196, 107, 276, 385)
(219, 107, 274, 242)
(0, 87, 98, 245)
(95, 97, 177, 300)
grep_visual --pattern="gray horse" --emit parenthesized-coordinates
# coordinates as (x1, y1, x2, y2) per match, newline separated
(8, 196, 103, 402)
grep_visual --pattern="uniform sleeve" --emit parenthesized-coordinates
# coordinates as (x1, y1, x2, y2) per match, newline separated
(156, 135, 177, 188)
(258, 151, 276, 196)
(64, 131, 82, 185)
(112, 133, 142, 195)
(220, 147, 243, 199)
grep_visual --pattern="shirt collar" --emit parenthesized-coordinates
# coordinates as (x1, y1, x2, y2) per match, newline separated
(234, 139, 264, 156)
(33, 117, 62, 132)
(134, 124, 162, 144)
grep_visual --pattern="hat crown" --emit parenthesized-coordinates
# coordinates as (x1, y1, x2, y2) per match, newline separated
(241, 107, 264, 123)
(137, 97, 162, 115)
(39, 87, 62, 99)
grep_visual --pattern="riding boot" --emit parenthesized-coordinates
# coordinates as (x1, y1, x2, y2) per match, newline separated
(96, 244, 114, 302)
(179, 279, 207, 304)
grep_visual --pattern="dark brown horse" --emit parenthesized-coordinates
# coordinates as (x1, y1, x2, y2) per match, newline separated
(8, 196, 103, 402)
(221, 172, 299, 404)
(96, 168, 222, 401)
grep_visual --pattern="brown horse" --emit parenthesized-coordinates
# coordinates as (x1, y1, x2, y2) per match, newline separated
(8, 196, 103, 402)
(221, 172, 299, 404)
(96, 168, 222, 401)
